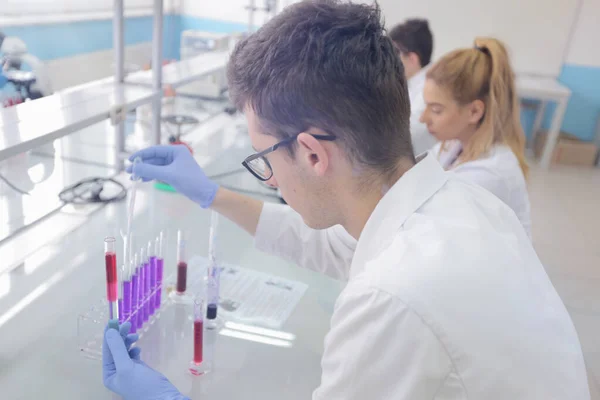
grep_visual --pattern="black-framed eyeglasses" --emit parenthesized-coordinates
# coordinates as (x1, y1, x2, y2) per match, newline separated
(242, 133, 336, 181)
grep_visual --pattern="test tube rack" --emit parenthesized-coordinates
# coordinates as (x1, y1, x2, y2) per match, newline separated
(77, 256, 212, 360)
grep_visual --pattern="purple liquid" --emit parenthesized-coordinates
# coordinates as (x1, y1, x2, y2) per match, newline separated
(131, 273, 139, 333)
(123, 280, 132, 325)
(138, 266, 145, 328)
(143, 262, 150, 322)
(155, 258, 164, 309)
(149, 256, 157, 315)
(118, 298, 123, 323)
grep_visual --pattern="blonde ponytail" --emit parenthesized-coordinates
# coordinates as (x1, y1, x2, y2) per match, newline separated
(427, 37, 528, 177)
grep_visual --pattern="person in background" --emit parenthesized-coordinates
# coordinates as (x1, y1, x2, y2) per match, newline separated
(103, 1, 588, 398)
(389, 19, 437, 155)
(420, 38, 531, 237)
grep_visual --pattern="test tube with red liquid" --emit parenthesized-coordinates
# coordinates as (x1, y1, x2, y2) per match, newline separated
(154, 232, 164, 310)
(189, 297, 209, 376)
(148, 240, 157, 316)
(176, 230, 188, 295)
(104, 237, 119, 323)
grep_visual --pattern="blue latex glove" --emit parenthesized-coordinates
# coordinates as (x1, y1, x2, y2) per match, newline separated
(103, 322, 188, 400)
(128, 145, 218, 208)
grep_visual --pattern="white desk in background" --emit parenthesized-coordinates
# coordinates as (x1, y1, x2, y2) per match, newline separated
(0, 79, 143, 128)
(0, 84, 158, 161)
(127, 51, 230, 90)
(516, 75, 572, 169)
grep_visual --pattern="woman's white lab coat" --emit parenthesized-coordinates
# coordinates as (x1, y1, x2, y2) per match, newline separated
(431, 140, 532, 238)
(254, 154, 588, 399)
(408, 68, 437, 155)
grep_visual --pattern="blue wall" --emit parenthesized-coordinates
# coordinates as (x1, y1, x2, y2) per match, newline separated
(1, 14, 246, 62)
(520, 64, 600, 142)
(548, 64, 600, 141)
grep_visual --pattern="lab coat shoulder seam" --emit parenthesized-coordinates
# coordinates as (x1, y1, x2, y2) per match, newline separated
(360, 280, 470, 399)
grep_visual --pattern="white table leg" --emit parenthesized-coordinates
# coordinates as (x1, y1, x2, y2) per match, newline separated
(540, 99, 568, 169)
(532, 100, 547, 137)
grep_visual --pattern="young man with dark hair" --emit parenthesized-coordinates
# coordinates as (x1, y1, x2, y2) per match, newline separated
(389, 19, 437, 154)
(102, 1, 588, 399)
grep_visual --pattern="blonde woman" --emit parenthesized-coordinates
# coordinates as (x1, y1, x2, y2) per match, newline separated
(420, 38, 531, 238)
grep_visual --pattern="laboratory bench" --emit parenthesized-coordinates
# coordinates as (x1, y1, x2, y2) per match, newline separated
(0, 105, 343, 399)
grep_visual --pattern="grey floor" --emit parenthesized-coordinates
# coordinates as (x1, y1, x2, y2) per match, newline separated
(0, 96, 598, 395)
(528, 163, 600, 398)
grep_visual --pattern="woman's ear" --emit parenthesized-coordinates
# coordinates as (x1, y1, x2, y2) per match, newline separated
(468, 99, 486, 124)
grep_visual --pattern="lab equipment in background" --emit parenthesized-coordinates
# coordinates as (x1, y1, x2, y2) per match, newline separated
(178, 31, 231, 99)
(0, 32, 53, 101)
(155, 232, 165, 311)
(104, 237, 119, 325)
(206, 211, 220, 329)
(189, 296, 209, 376)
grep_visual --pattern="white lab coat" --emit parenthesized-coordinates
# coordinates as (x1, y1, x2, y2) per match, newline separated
(431, 140, 532, 238)
(255, 154, 589, 399)
(408, 68, 437, 156)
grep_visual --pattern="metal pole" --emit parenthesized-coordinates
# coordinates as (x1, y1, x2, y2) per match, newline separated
(152, 0, 164, 145)
(113, 0, 126, 169)
(248, 0, 255, 33)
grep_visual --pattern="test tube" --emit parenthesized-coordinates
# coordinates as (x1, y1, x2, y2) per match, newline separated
(176, 230, 188, 295)
(189, 297, 208, 376)
(137, 247, 146, 328)
(130, 253, 139, 333)
(154, 231, 164, 310)
(148, 240, 157, 316)
(104, 237, 119, 324)
(122, 257, 133, 326)
(206, 211, 220, 329)
(141, 246, 150, 324)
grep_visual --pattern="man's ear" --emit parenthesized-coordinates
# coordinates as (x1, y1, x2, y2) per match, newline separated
(408, 52, 421, 67)
(296, 132, 329, 176)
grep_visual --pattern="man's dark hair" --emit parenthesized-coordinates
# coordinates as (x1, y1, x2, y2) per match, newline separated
(227, 0, 414, 178)
(388, 19, 433, 67)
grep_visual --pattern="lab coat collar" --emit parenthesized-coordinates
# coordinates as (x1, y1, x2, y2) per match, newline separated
(408, 66, 428, 94)
(349, 154, 448, 279)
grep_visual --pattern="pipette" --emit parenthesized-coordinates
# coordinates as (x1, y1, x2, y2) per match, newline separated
(206, 211, 220, 329)
(104, 237, 119, 328)
(154, 231, 164, 310)
(124, 156, 142, 267)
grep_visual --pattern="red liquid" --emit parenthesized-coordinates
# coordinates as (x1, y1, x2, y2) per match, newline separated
(193, 320, 203, 364)
(176, 262, 187, 293)
(105, 252, 118, 302)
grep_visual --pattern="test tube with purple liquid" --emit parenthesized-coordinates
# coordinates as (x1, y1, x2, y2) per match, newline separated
(130, 253, 139, 333)
(148, 240, 157, 316)
(155, 232, 164, 310)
